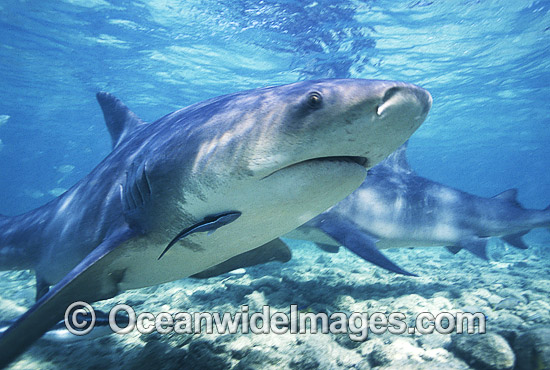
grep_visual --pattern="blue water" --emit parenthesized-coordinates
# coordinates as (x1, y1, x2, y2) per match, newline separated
(0, 0, 548, 213)
(1, 2, 550, 368)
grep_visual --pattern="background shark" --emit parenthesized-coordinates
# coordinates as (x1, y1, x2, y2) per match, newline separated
(0, 79, 431, 366)
(285, 142, 550, 275)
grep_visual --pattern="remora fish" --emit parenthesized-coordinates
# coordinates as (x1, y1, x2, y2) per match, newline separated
(286, 142, 550, 275)
(0, 79, 431, 365)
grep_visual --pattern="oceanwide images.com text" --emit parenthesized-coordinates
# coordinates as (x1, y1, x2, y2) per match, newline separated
(65, 302, 486, 341)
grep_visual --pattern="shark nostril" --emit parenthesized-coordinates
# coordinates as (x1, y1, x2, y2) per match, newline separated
(376, 86, 402, 116)
(382, 86, 402, 104)
(378, 86, 432, 118)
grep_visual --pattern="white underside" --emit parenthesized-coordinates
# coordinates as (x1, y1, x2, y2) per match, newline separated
(109, 160, 367, 291)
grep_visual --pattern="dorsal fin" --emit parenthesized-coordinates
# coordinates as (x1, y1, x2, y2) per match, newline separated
(492, 188, 523, 208)
(96, 92, 146, 149)
(378, 141, 411, 172)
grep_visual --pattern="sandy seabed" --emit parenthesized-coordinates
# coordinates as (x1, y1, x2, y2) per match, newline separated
(1, 231, 549, 370)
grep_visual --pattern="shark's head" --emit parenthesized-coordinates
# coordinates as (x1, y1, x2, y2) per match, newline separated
(241, 79, 432, 177)
(183, 79, 431, 179)
(156, 78, 431, 240)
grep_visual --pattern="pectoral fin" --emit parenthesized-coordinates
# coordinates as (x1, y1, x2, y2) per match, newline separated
(314, 215, 416, 276)
(158, 211, 241, 260)
(0, 226, 136, 368)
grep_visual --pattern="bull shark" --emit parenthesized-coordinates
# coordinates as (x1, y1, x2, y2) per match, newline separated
(0, 79, 431, 366)
(286, 142, 550, 275)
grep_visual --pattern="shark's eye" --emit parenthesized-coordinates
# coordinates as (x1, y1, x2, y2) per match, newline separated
(307, 92, 323, 109)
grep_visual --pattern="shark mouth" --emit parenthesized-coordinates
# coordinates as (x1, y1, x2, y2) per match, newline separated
(316, 156, 369, 168)
(262, 156, 369, 180)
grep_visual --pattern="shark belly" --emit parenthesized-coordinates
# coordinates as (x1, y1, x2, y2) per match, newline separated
(45, 158, 368, 291)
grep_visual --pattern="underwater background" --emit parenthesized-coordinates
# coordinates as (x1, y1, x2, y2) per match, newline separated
(0, 1, 549, 369)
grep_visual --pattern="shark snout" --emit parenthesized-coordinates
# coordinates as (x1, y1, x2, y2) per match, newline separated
(411, 85, 432, 117)
(354, 81, 431, 167)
